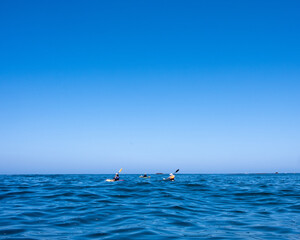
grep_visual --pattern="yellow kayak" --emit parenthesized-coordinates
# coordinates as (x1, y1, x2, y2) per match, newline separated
(105, 179, 124, 182)
(106, 179, 115, 182)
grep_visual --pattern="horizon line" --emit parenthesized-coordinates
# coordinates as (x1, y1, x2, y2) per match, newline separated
(0, 172, 299, 175)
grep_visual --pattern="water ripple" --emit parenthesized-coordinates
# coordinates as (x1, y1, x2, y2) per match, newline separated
(0, 174, 299, 239)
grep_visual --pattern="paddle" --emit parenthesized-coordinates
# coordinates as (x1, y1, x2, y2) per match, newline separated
(118, 168, 123, 173)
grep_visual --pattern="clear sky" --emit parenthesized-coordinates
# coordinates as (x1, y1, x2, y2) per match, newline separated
(0, 0, 299, 174)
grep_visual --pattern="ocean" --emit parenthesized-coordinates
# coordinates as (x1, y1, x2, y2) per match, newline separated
(0, 174, 299, 239)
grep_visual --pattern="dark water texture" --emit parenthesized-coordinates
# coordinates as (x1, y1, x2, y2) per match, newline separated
(0, 174, 299, 239)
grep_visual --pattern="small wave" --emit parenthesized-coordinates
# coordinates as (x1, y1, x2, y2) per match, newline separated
(0, 228, 26, 235)
(234, 192, 274, 196)
(84, 232, 109, 238)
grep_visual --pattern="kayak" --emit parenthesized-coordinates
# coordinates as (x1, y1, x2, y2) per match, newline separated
(139, 176, 151, 178)
(105, 179, 124, 182)
(106, 179, 115, 182)
(163, 178, 174, 181)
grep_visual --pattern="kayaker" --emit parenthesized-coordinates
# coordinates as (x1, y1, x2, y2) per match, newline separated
(143, 173, 147, 177)
(113, 173, 120, 181)
(168, 173, 175, 181)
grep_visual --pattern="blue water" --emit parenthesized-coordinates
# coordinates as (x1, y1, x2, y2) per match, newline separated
(0, 174, 299, 239)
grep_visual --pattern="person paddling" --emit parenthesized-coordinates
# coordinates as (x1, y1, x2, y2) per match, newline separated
(163, 169, 179, 181)
(113, 173, 120, 181)
(143, 173, 147, 177)
(105, 168, 123, 182)
(167, 173, 175, 181)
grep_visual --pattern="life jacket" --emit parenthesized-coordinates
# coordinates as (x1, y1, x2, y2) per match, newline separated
(170, 175, 175, 180)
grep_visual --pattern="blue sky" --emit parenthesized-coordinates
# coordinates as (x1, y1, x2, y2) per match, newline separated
(0, 1, 299, 174)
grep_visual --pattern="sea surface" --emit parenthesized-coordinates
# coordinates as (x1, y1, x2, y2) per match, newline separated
(0, 174, 299, 239)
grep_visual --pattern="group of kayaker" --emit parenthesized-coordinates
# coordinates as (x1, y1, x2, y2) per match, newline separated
(106, 169, 178, 182)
